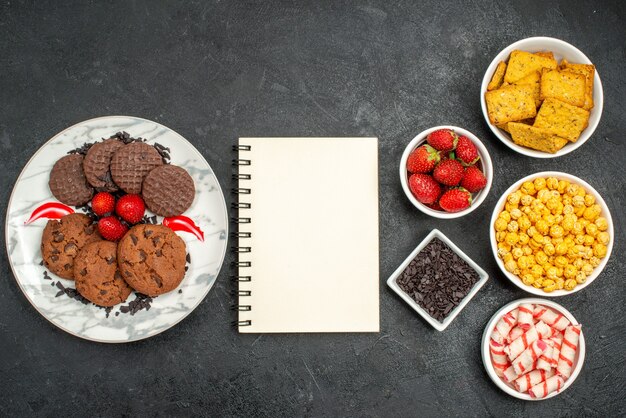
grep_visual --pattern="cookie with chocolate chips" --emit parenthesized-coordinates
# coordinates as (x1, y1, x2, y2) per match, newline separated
(117, 224, 186, 296)
(41, 213, 101, 279)
(74, 241, 132, 307)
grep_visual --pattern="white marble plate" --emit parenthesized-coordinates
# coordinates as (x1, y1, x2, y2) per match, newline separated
(5, 116, 228, 342)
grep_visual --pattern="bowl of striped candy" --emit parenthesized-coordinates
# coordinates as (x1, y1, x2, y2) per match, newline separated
(481, 298, 585, 400)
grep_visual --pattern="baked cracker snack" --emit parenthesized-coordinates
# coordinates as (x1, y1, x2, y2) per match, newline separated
(485, 84, 537, 125)
(539, 69, 586, 107)
(513, 71, 542, 108)
(508, 122, 568, 154)
(497, 118, 534, 133)
(534, 98, 590, 142)
(534, 51, 555, 60)
(504, 50, 557, 84)
(561, 60, 595, 110)
(488, 61, 507, 91)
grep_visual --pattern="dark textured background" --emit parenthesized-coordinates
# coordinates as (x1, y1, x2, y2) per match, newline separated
(1, 1, 624, 416)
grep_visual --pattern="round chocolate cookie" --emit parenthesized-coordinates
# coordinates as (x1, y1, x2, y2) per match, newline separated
(110, 142, 163, 194)
(74, 241, 132, 307)
(41, 213, 101, 279)
(83, 138, 124, 191)
(142, 165, 195, 217)
(117, 224, 187, 296)
(48, 154, 94, 206)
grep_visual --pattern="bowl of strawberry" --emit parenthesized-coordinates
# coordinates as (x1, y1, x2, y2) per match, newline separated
(400, 126, 493, 219)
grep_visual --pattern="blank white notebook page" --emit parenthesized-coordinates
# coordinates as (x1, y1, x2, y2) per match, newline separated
(237, 137, 379, 333)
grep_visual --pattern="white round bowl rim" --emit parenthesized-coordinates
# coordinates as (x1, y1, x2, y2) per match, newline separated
(481, 297, 585, 401)
(489, 171, 614, 296)
(399, 125, 493, 219)
(480, 36, 604, 159)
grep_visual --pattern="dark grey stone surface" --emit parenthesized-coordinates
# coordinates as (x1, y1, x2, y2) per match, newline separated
(1, 1, 624, 416)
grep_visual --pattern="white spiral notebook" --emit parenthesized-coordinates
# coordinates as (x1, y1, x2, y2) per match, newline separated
(234, 137, 380, 333)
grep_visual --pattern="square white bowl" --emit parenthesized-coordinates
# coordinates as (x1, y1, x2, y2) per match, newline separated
(387, 229, 489, 331)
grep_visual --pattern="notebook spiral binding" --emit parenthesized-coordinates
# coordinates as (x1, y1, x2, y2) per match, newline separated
(232, 144, 253, 326)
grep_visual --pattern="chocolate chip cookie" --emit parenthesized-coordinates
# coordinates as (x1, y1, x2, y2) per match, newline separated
(74, 241, 132, 307)
(83, 138, 124, 192)
(110, 142, 163, 194)
(48, 154, 94, 206)
(41, 213, 101, 279)
(142, 165, 195, 217)
(117, 224, 186, 296)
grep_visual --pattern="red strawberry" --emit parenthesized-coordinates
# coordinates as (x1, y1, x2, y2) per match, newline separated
(91, 192, 115, 217)
(456, 135, 480, 165)
(425, 200, 443, 211)
(461, 165, 487, 193)
(407, 145, 440, 173)
(439, 188, 472, 212)
(98, 216, 128, 241)
(433, 159, 464, 186)
(408, 174, 441, 204)
(115, 194, 145, 224)
(427, 129, 458, 152)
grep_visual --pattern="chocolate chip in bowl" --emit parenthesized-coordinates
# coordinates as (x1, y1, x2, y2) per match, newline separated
(387, 229, 488, 331)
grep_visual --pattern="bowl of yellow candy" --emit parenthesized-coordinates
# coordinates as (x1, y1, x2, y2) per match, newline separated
(490, 171, 613, 296)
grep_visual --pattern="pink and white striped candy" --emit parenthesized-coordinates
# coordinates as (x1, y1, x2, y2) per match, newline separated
(504, 326, 538, 361)
(502, 364, 518, 383)
(550, 335, 563, 367)
(512, 339, 547, 376)
(517, 303, 534, 330)
(514, 368, 554, 393)
(533, 306, 570, 331)
(536, 344, 555, 371)
(494, 309, 518, 342)
(489, 332, 510, 377)
(557, 325, 581, 379)
(534, 320, 555, 339)
(507, 326, 525, 343)
(528, 375, 564, 399)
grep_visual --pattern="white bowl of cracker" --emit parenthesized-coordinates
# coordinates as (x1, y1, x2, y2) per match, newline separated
(480, 37, 603, 158)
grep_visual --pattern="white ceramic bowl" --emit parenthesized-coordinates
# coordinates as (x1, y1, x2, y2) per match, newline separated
(480, 36, 603, 158)
(387, 229, 489, 331)
(399, 126, 493, 219)
(490, 171, 614, 296)
(481, 298, 585, 400)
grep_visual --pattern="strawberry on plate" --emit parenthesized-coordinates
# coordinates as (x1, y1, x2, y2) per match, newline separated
(408, 173, 441, 204)
(461, 165, 487, 193)
(98, 216, 128, 241)
(439, 188, 472, 213)
(456, 135, 480, 165)
(433, 159, 464, 186)
(115, 194, 145, 224)
(427, 129, 458, 152)
(91, 192, 115, 217)
(407, 145, 440, 173)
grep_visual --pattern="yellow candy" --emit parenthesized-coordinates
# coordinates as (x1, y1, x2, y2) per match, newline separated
(542, 279, 557, 292)
(512, 247, 524, 259)
(556, 277, 565, 289)
(593, 243, 607, 258)
(535, 251, 548, 265)
(573, 259, 585, 269)
(495, 218, 508, 231)
(584, 235, 595, 246)
(528, 211, 541, 224)
(550, 225, 564, 238)
(564, 264, 577, 279)
(518, 233, 529, 245)
(546, 267, 558, 280)
(510, 208, 523, 220)
(563, 204, 574, 215)
(496, 231, 507, 242)
(518, 256, 533, 269)
(505, 202, 518, 213)
(537, 189, 551, 203)
(507, 192, 521, 205)
(507, 221, 519, 233)
(590, 257, 601, 268)
(503, 253, 514, 263)
(596, 231, 610, 245)
(572, 222, 584, 235)
(521, 181, 536, 195)
(520, 194, 533, 206)
(546, 177, 559, 190)
(533, 177, 546, 190)
(543, 242, 556, 256)
(532, 233, 544, 244)
(555, 255, 569, 268)
(582, 263, 594, 276)
(522, 274, 535, 285)
(567, 184, 581, 197)
(505, 260, 518, 274)
(575, 271, 587, 284)
(555, 242, 569, 255)
(583, 205, 601, 221)
(505, 232, 519, 246)
(574, 205, 586, 217)
(585, 223, 598, 237)
(557, 180, 570, 194)
(499, 211, 511, 223)
(564, 279, 577, 291)
(595, 217, 608, 231)
(526, 226, 537, 237)
(574, 235, 585, 245)
(536, 220, 549, 235)
(584, 194, 595, 206)
(530, 264, 544, 278)
(572, 195, 585, 208)
(523, 246, 532, 256)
